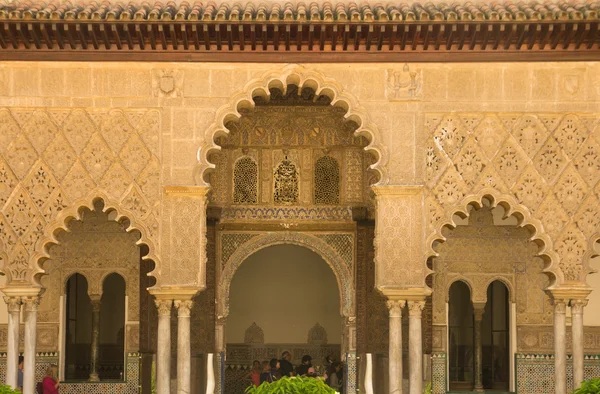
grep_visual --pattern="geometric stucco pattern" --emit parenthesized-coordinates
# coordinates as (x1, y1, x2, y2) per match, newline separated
(0, 108, 161, 286)
(424, 113, 600, 286)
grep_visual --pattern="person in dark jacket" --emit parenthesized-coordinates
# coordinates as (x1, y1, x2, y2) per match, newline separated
(279, 351, 294, 377)
(295, 355, 312, 377)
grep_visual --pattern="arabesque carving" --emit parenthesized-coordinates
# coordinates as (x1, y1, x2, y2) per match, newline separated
(0, 108, 162, 288)
(195, 65, 389, 186)
(424, 113, 600, 287)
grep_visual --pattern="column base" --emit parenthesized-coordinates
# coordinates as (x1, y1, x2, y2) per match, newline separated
(473, 385, 485, 393)
(89, 373, 100, 382)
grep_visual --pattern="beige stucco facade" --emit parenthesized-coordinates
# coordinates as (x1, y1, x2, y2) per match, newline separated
(0, 61, 599, 394)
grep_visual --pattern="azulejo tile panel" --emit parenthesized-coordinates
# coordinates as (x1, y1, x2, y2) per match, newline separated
(0, 353, 140, 394)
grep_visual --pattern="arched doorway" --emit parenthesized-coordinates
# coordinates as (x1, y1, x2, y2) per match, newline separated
(224, 244, 341, 393)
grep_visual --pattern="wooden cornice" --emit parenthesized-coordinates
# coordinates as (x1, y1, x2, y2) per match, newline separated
(0, 1, 599, 62)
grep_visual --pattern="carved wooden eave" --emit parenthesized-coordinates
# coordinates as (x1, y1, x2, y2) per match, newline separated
(0, 1, 599, 62)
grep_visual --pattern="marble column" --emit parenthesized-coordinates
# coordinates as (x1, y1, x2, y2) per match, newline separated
(175, 300, 193, 394)
(387, 299, 406, 394)
(156, 299, 173, 394)
(571, 299, 587, 390)
(408, 300, 425, 394)
(554, 299, 567, 394)
(23, 296, 39, 394)
(89, 296, 102, 382)
(4, 297, 21, 388)
(473, 303, 485, 393)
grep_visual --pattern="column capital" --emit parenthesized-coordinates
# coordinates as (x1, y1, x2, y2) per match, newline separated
(407, 300, 425, 317)
(473, 302, 486, 321)
(3, 296, 22, 312)
(175, 300, 194, 317)
(570, 299, 588, 314)
(155, 299, 173, 316)
(22, 296, 40, 312)
(386, 299, 406, 317)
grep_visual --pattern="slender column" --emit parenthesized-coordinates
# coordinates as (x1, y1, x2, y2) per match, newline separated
(408, 300, 425, 394)
(156, 299, 173, 394)
(554, 299, 567, 394)
(571, 299, 587, 390)
(387, 299, 406, 394)
(23, 296, 39, 394)
(89, 296, 102, 382)
(473, 303, 485, 393)
(175, 300, 193, 394)
(4, 297, 21, 388)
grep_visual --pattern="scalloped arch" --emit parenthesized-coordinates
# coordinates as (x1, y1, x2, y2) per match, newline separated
(194, 64, 389, 186)
(583, 233, 600, 285)
(30, 193, 161, 288)
(426, 188, 561, 287)
(481, 276, 515, 303)
(217, 232, 355, 319)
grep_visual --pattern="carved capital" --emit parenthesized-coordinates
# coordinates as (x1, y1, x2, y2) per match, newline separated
(386, 299, 406, 318)
(155, 299, 172, 316)
(407, 300, 425, 317)
(570, 299, 588, 315)
(473, 303, 486, 321)
(174, 300, 193, 317)
(90, 298, 102, 313)
(22, 296, 40, 312)
(3, 296, 22, 313)
(553, 299, 568, 314)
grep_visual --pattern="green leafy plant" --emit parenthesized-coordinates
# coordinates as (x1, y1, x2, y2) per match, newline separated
(423, 382, 432, 394)
(572, 378, 600, 394)
(245, 376, 337, 394)
(0, 384, 21, 394)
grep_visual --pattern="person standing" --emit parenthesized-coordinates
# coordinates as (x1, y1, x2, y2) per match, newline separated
(42, 364, 60, 394)
(295, 355, 312, 377)
(17, 356, 24, 392)
(279, 351, 294, 377)
(246, 360, 261, 387)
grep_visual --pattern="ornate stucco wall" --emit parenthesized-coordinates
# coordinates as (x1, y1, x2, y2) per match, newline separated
(0, 60, 599, 339)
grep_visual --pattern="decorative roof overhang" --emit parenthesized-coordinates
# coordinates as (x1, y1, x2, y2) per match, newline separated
(0, 1, 599, 62)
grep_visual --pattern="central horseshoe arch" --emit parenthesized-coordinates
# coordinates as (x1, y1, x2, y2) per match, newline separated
(217, 232, 355, 320)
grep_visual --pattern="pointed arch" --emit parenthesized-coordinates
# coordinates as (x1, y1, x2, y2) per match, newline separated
(195, 64, 389, 186)
(217, 232, 354, 319)
(30, 193, 161, 288)
(426, 188, 560, 287)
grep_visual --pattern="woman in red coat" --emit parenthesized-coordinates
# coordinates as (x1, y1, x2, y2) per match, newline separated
(42, 364, 60, 394)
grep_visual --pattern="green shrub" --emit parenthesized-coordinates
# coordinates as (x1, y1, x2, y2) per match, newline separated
(423, 382, 432, 394)
(572, 378, 600, 394)
(0, 384, 21, 394)
(245, 376, 337, 394)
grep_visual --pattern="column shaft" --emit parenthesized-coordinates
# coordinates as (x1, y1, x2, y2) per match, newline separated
(23, 297, 39, 394)
(571, 299, 587, 390)
(387, 300, 406, 394)
(176, 300, 193, 394)
(473, 304, 485, 393)
(408, 301, 425, 394)
(554, 299, 567, 394)
(89, 297, 102, 382)
(156, 299, 173, 394)
(4, 297, 21, 388)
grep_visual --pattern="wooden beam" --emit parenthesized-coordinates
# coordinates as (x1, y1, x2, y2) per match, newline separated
(64, 24, 77, 49)
(111, 24, 122, 50)
(99, 24, 111, 49)
(136, 23, 146, 50)
(88, 24, 99, 50)
(40, 23, 53, 49)
(17, 23, 30, 49)
(124, 24, 134, 50)
(147, 24, 156, 50)
(28, 23, 41, 49)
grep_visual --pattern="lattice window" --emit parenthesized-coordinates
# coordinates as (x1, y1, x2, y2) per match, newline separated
(233, 157, 258, 204)
(314, 156, 340, 204)
(273, 159, 298, 204)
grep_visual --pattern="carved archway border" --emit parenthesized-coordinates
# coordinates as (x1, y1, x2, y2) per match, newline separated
(426, 188, 561, 287)
(584, 233, 600, 285)
(195, 64, 389, 186)
(218, 232, 355, 319)
(31, 193, 161, 288)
